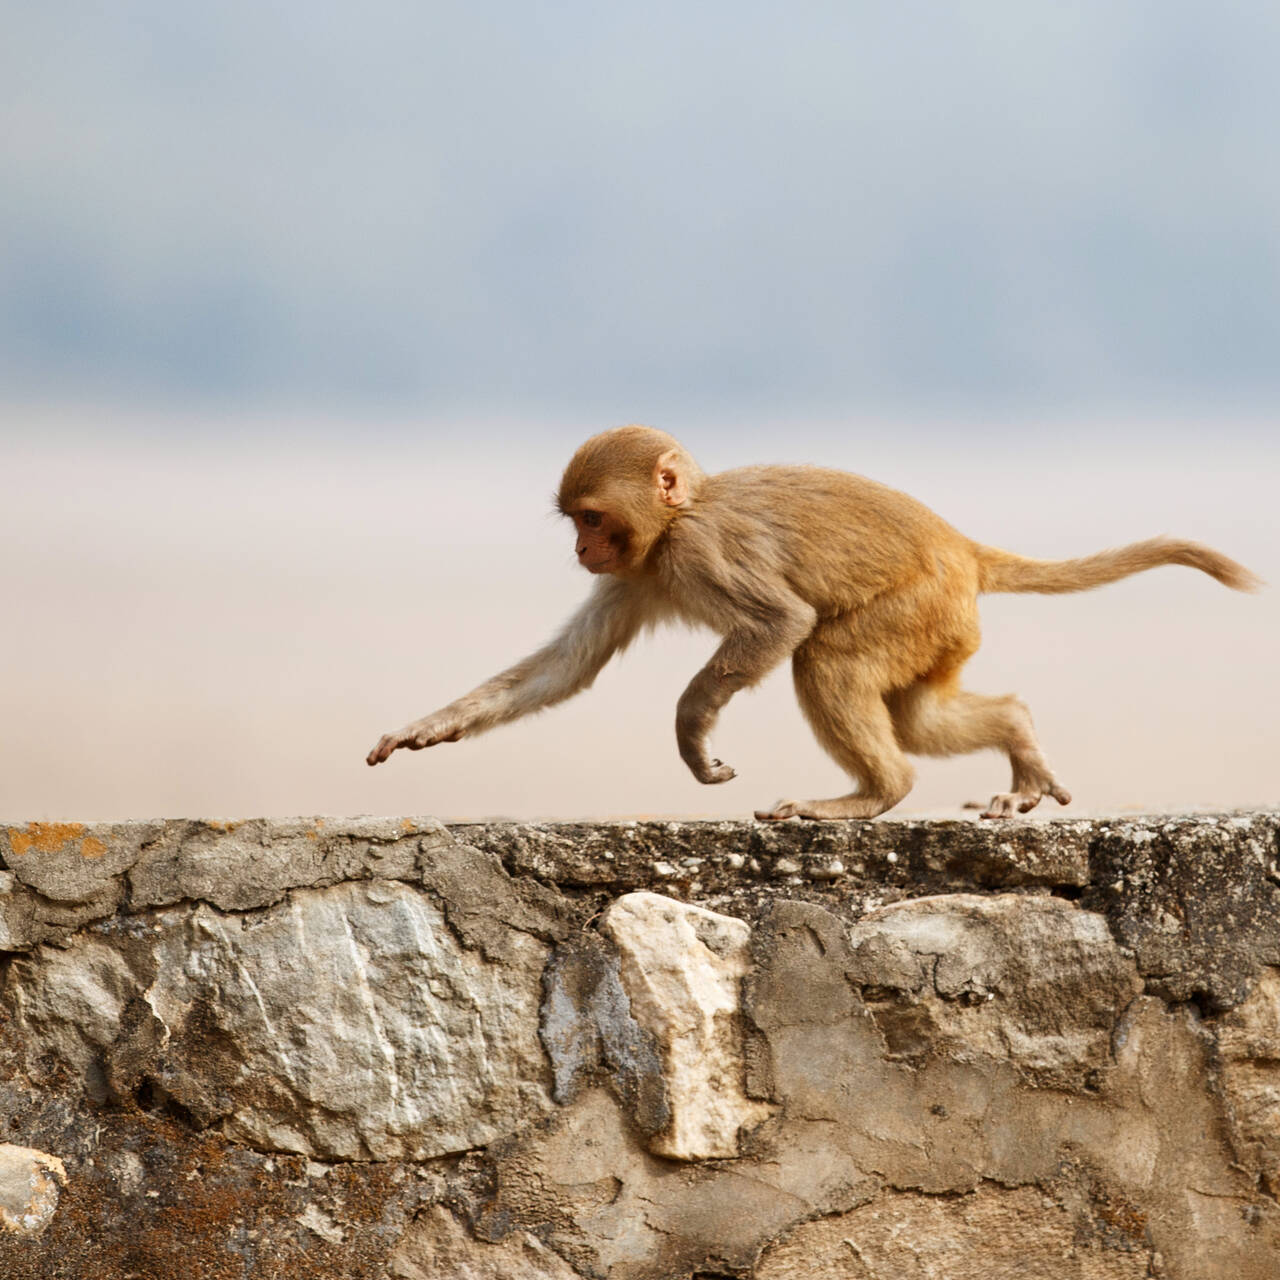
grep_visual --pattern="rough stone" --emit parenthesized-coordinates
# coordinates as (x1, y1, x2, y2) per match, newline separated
(599, 891, 775, 1158)
(454, 815, 1098, 892)
(1083, 810, 1280, 1010)
(844, 893, 1143, 1090)
(125, 815, 436, 912)
(1215, 966, 1280, 1197)
(0, 1145, 66, 1236)
(390, 1204, 581, 1279)
(0, 822, 156, 905)
(754, 1183, 1153, 1279)
(6, 880, 552, 1160)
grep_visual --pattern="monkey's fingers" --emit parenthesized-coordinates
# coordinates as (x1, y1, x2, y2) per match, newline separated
(366, 735, 401, 765)
(367, 724, 466, 765)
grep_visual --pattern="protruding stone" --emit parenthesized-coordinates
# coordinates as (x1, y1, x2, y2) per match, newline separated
(599, 891, 774, 1159)
(1216, 968, 1280, 1197)
(0, 1144, 66, 1236)
(846, 894, 1142, 1090)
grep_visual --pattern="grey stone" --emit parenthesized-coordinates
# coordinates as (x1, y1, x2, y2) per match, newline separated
(539, 931, 670, 1135)
(1083, 811, 1280, 1010)
(127, 816, 436, 912)
(0, 822, 157, 905)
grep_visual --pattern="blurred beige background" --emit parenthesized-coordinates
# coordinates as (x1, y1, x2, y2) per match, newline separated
(3, 407, 1273, 822)
(4, 6, 1279, 820)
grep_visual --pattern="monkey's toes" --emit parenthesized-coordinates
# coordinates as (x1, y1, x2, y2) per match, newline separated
(1050, 784, 1072, 806)
(755, 801, 801, 821)
(981, 790, 1058, 819)
(980, 793, 1018, 819)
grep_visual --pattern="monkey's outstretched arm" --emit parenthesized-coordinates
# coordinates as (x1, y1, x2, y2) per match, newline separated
(675, 596, 817, 785)
(366, 578, 645, 766)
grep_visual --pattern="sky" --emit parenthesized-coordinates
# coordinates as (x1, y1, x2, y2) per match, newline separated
(4, 1, 1280, 420)
(1, 3, 1277, 821)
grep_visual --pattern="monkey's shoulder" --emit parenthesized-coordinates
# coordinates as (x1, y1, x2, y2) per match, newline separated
(703, 464, 951, 538)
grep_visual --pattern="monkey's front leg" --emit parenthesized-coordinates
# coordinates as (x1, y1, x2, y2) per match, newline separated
(675, 666, 742, 784)
(367, 578, 644, 768)
(675, 608, 815, 785)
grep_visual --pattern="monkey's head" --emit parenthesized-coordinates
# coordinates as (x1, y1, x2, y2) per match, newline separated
(557, 425, 704, 575)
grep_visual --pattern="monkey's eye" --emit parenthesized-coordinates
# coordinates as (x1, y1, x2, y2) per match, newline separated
(580, 511, 603, 528)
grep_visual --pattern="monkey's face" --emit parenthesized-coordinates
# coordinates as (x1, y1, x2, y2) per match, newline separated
(571, 508, 630, 574)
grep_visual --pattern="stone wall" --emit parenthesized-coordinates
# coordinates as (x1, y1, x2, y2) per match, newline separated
(1, 813, 1278, 1278)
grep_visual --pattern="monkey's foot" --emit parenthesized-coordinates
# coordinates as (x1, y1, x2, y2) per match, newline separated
(980, 783, 1071, 819)
(755, 795, 894, 821)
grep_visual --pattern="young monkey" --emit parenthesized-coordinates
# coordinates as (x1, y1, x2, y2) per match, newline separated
(367, 425, 1259, 820)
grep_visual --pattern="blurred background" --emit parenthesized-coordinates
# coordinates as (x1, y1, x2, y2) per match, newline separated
(2, 1, 1276, 821)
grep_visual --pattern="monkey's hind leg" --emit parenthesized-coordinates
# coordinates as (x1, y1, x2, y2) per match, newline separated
(755, 649, 915, 821)
(888, 680, 1071, 819)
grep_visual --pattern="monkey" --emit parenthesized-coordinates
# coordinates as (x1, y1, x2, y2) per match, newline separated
(366, 425, 1259, 820)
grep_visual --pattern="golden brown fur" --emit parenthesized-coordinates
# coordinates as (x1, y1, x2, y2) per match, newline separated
(368, 425, 1260, 819)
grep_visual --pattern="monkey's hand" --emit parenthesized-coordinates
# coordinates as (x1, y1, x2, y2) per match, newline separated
(366, 713, 465, 766)
(691, 752, 732, 783)
(675, 711, 737, 778)
(674, 674, 740, 784)
(680, 750, 737, 786)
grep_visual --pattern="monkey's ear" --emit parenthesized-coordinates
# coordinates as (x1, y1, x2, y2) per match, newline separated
(655, 449, 691, 507)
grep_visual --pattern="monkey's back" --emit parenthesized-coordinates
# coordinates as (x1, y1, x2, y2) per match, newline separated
(684, 465, 976, 616)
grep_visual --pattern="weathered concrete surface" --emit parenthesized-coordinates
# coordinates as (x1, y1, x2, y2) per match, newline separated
(0, 811, 1277, 1278)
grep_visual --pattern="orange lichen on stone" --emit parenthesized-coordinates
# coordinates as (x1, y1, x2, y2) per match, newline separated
(7, 823, 88, 857)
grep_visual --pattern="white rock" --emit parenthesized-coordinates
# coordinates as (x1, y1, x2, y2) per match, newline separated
(0, 1144, 66, 1236)
(600, 891, 774, 1159)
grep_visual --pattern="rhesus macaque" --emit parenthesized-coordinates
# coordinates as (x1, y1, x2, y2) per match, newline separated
(367, 426, 1259, 820)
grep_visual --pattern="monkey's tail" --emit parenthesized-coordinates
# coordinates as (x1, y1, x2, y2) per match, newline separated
(975, 536, 1262, 596)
